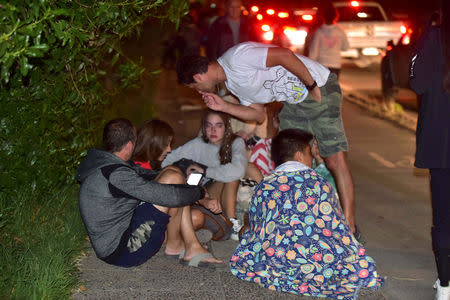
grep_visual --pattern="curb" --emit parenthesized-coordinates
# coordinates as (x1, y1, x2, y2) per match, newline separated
(341, 86, 418, 133)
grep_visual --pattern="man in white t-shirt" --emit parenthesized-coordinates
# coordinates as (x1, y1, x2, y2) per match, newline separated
(176, 42, 358, 236)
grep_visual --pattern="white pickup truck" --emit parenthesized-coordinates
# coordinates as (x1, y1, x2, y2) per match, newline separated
(334, 1, 405, 58)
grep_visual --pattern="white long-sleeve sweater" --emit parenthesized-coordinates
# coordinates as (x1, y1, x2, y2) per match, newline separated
(309, 24, 349, 69)
(162, 137, 248, 182)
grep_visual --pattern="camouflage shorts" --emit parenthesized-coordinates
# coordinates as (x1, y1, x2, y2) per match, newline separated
(279, 72, 348, 157)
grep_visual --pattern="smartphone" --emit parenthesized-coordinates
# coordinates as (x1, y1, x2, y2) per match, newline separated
(187, 172, 203, 185)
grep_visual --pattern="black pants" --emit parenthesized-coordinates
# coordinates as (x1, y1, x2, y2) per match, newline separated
(430, 168, 450, 286)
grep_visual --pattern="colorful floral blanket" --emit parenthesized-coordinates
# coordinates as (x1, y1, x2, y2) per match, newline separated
(230, 168, 384, 299)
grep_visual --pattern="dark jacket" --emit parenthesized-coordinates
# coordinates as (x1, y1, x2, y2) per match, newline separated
(410, 26, 450, 169)
(76, 149, 205, 259)
(206, 16, 254, 61)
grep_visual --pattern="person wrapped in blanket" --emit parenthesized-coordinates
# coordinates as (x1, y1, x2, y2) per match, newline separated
(230, 128, 383, 299)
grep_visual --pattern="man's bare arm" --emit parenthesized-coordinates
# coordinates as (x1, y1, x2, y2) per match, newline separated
(266, 47, 322, 102)
(200, 91, 266, 123)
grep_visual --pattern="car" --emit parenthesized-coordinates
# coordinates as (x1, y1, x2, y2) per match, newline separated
(334, 1, 407, 59)
(380, 14, 437, 110)
(380, 31, 416, 99)
(245, 4, 320, 54)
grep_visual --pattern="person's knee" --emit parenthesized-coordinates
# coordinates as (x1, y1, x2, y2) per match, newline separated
(168, 207, 181, 217)
(191, 208, 205, 229)
(324, 151, 346, 171)
(157, 166, 185, 184)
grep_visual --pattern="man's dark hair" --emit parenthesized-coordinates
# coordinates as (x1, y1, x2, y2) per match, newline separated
(271, 128, 314, 167)
(103, 118, 136, 153)
(322, 3, 339, 25)
(176, 55, 210, 84)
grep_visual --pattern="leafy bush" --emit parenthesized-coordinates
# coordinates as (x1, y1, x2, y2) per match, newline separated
(0, 0, 188, 298)
(0, 0, 188, 194)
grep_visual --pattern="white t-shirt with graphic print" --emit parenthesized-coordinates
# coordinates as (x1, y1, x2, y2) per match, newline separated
(217, 42, 330, 106)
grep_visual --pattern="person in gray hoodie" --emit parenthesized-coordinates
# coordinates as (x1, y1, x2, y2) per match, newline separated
(77, 118, 222, 267)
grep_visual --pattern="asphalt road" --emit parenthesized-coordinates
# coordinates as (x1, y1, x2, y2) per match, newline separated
(341, 92, 434, 299)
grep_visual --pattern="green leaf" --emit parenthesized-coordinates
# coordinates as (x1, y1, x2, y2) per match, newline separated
(19, 56, 33, 76)
(1, 57, 14, 83)
(52, 8, 72, 16)
(25, 44, 49, 57)
(110, 52, 119, 66)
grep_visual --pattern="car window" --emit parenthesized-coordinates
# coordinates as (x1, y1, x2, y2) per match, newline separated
(336, 6, 384, 22)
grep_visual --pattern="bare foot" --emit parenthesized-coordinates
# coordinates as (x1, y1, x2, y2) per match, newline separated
(164, 242, 185, 256)
(183, 245, 223, 264)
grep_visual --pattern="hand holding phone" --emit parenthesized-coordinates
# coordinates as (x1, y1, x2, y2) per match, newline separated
(187, 172, 203, 185)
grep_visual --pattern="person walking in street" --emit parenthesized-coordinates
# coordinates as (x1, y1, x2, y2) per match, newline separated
(409, 1, 450, 299)
(308, 2, 349, 79)
(176, 42, 360, 241)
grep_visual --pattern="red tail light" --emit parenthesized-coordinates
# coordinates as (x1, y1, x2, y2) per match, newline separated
(256, 14, 263, 20)
(266, 9, 275, 15)
(278, 12, 289, 18)
(302, 14, 313, 21)
(400, 25, 406, 34)
(262, 31, 274, 41)
(251, 6, 259, 13)
(261, 24, 271, 32)
(401, 35, 411, 45)
(351, 1, 360, 7)
(283, 27, 308, 46)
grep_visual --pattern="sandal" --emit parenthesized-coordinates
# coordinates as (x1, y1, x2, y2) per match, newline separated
(179, 253, 223, 269)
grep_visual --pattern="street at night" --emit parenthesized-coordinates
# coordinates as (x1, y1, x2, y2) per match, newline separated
(73, 62, 436, 299)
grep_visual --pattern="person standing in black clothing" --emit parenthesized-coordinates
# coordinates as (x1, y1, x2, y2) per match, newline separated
(206, 0, 254, 61)
(409, 1, 450, 299)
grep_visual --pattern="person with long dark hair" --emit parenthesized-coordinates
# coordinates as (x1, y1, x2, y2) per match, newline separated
(162, 109, 250, 240)
(410, 1, 450, 298)
(132, 119, 174, 170)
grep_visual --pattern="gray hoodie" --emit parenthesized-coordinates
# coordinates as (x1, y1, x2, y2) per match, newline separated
(76, 149, 204, 259)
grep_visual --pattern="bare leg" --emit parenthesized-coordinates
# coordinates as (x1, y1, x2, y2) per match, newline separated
(152, 167, 184, 255)
(324, 151, 356, 232)
(153, 166, 221, 263)
(180, 205, 222, 263)
(221, 180, 239, 219)
(164, 207, 184, 255)
(245, 162, 263, 183)
(191, 208, 205, 231)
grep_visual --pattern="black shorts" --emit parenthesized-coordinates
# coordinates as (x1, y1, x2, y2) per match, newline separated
(104, 202, 170, 267)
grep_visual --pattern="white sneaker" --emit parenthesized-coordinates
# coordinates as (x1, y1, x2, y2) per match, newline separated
(229, 217, 243, 241)
(434, 279, 450, 300)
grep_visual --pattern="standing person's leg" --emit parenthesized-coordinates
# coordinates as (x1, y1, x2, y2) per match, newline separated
(278, 73, 356, 232)
(430, 168, 450, 292)
(324, 151, 355, 232)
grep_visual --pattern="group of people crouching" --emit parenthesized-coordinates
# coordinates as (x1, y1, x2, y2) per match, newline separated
(77, 109, 383, 299)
